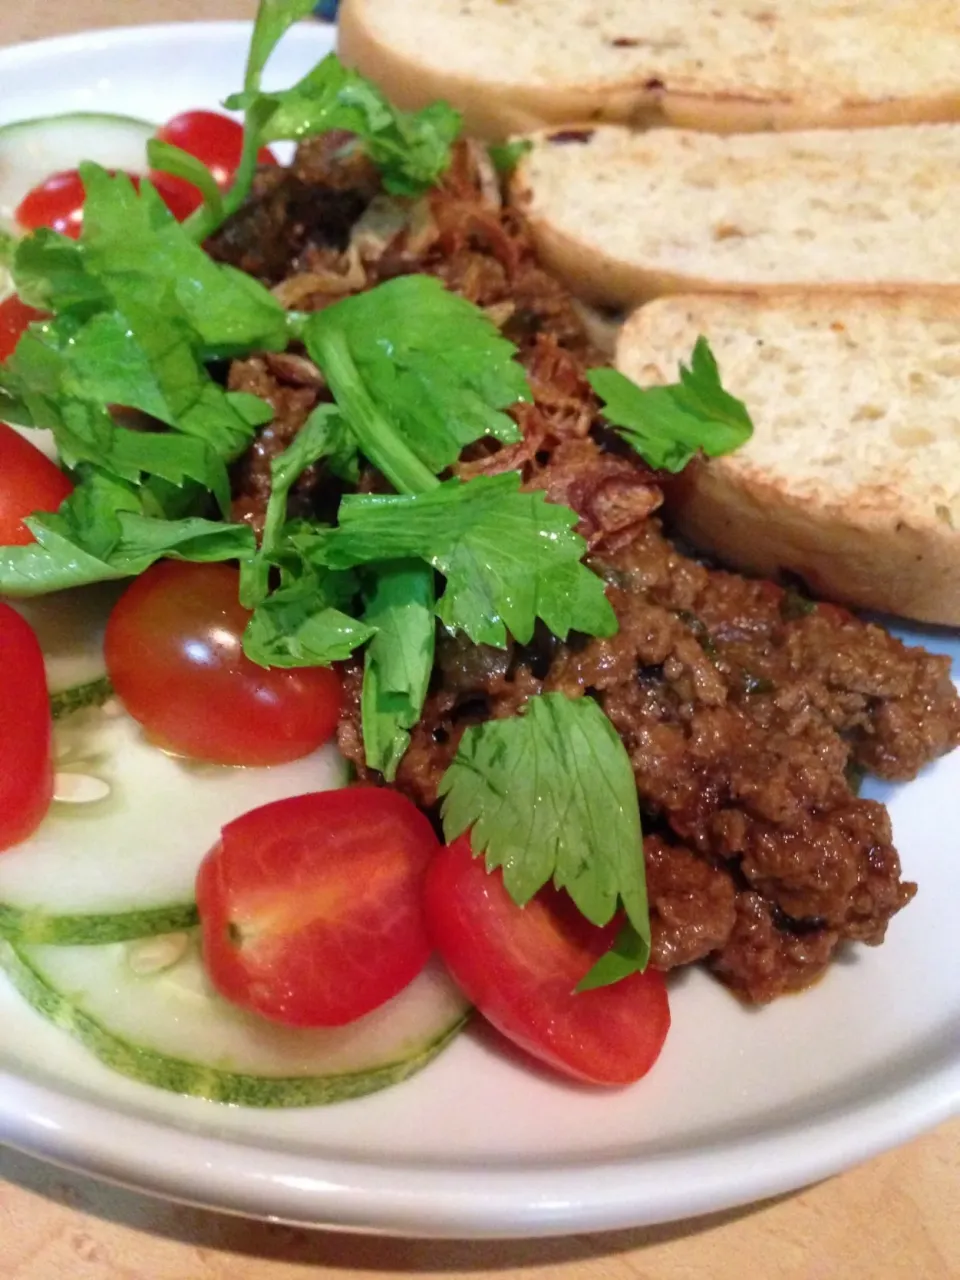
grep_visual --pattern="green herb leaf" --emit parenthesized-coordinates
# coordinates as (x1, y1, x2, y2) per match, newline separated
(240, 0, 319, 99)
(588, 337, 753, 473)
(75, 164, 289, 357)
(12, 228, 106, 313)
(147, 138, 224, 222)
(488, 138, 532, 176)
(242, 567, 374, 668)
(322, 472, 616, 647)
(360, 561, 436, 780)
(306, 275, 528, 493)
(261, 404, 357, 559)
(227, 54, 461, 197)
(0, 469, 254, 598)
(439, 692, 650, 978)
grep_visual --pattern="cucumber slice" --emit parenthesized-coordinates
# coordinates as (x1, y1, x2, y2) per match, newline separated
(0, 704, 347, 945)
(0, 111, 155, 232)
(10, 582, 118, 696)
(0, 938, 469, 1107)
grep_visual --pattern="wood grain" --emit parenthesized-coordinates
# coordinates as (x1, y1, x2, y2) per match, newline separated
(0, 2, 957, 1277)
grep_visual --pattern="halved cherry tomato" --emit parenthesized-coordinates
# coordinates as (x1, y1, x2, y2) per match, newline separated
(0, 604, 53, 851)
(150, 110, 278, 218)
(15, 168, 196, 238)
(104, 561, 342, 766)
(424, 836, 671, 1086)
(0, 294, 48, 363)
(196, 787, 438, 1027)
(0, 423, 73, 546)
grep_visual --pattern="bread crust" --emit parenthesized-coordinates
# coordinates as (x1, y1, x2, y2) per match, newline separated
(338, 0, 960, 140)
(615, 294, 960, 626)
(670, 461, 960, 627)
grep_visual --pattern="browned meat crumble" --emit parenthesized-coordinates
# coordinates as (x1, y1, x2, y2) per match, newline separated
(211, 138, 960, 1004)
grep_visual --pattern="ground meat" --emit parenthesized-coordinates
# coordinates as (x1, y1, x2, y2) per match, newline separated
(220, 134, 960, 1004)
(710, 892, 840, 1003)
(645, 836, 737, 970)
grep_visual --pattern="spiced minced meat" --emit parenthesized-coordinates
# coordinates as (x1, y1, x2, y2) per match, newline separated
(209, 136, 960, 1004)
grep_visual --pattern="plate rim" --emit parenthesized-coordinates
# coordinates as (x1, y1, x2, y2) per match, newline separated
(0, 17, 956, 1240)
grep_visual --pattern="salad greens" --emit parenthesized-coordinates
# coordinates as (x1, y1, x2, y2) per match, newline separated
(0, 0, 755, 986)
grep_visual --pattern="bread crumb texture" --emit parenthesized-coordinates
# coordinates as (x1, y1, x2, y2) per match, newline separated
(521, 124, 960, 287)
(617, 294, 960, 530)
(356, 0, 960, 100)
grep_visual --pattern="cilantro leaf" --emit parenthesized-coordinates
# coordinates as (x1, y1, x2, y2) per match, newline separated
(147, 138, 224, 223)
(227, 54, 462, 197)
(360, 561, 436, 780)
(0, 469, 254, 597)
(588, 337, 753, 472)
(242, 567, 374, 668)
(320, 472, 616, 647)
(488, 139, 532, 176)
(11, 229, 106, 312)
(261, 404, 357, 560)
(74, 165, 290, 357)
(306, 275, 528, 494)
(242, 0, 319, 94)
(439, 692, 650, 979)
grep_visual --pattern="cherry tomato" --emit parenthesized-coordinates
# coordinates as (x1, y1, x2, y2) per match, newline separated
(15, 169, 87, 237)
(196, 787, 438, 1027)
(0, 294, 48, 363)
(104, 561, 342, 766)
(424, 836, 671, 1086)
(150, 110, 278, 218)
(0, 604, 53, 851)
(15, 168, 195, 237)
(0, 423, 73, 546)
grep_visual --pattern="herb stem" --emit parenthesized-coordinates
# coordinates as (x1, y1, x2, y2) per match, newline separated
(311, 327, 441, 496)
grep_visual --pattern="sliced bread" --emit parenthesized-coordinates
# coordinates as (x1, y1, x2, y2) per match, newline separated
(510, 124, 960, 308)
(614, 293, 960, 626)
(337, 0, 960, 139)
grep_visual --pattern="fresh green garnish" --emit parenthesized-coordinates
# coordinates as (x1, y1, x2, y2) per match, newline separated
(147, 138, 224, 224)
(588, 336, 753, 472)
(360, 561, 436, 781)
(226, 54, 462, 197)
(439, 692, 650, 987)
(1, 468, 253, 597)
(304, 275, 529, 495)
(488, 138, 532, 177)
(320, 474, 616, 648)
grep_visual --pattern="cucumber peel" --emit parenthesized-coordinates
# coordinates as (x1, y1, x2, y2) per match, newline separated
(0, 939, 469, 1107)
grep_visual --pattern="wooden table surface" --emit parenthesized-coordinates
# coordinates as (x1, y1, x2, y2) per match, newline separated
(1, 2, 958, 1276)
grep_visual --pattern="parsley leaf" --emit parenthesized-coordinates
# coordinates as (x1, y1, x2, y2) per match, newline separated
(305, 275, 528, 494)
(588, 337, 753, 472)
(321, 472, 616, 647)
(439, 692, 650, 981)
(226, 54, 462, 197)
(360, 561, 436, 780)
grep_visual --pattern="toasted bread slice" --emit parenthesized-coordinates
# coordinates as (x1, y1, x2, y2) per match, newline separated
(614, 293, 960, 626)
(510, 124, 960, 309)
(337, 0, 960, 139)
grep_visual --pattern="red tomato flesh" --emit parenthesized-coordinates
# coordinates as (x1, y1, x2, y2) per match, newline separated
(104, 561, 342, 766)
(196, 787, 438, 1027)
(0, 604, 53, 851)
(424, 836, 671, 1086)
(151, 110, 278, 218)
(15, 168, 195, 237)
(0, 295, 48, 363)
(0, 422, 73, 546)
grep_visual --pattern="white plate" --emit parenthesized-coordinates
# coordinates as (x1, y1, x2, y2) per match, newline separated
(0, 19, 957, 1241)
